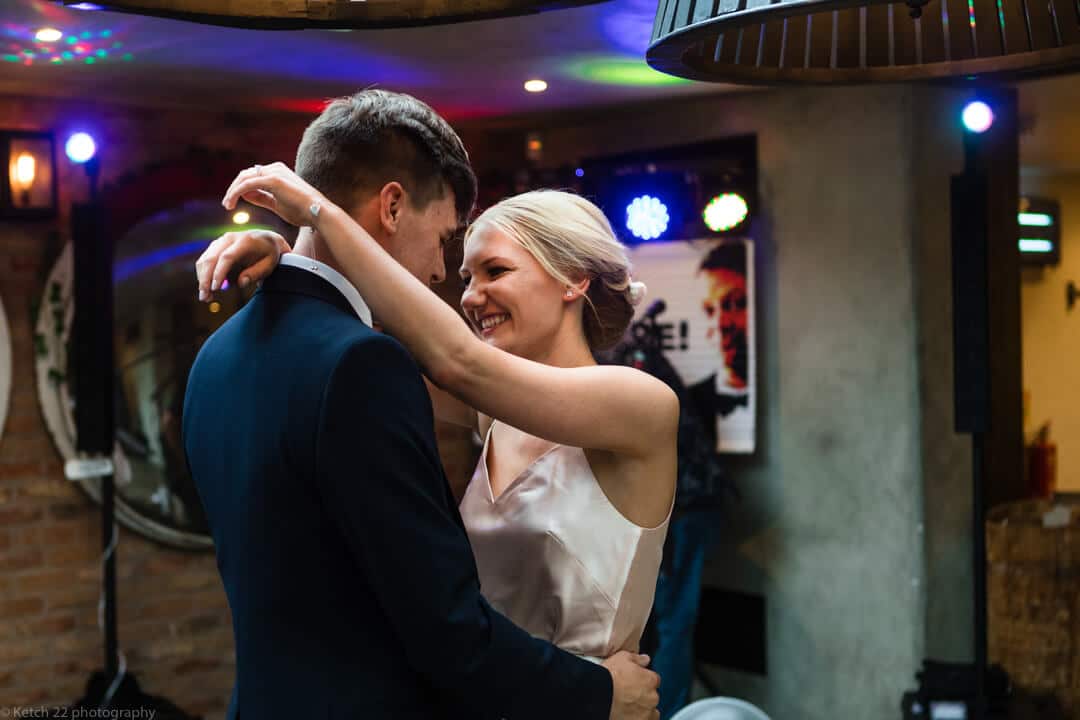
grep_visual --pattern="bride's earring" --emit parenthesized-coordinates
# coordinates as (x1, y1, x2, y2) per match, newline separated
(565, 290, 574, 298)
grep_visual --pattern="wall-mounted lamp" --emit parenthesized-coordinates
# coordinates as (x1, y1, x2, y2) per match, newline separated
(1, 131, 57, 219)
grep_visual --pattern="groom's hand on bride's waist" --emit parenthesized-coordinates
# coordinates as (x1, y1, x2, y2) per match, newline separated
(603, 651, 660, 720)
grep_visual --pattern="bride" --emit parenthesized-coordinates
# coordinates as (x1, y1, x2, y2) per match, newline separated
(197, 167, 678, 662)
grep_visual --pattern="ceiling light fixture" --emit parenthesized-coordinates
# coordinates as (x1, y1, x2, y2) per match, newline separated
(648, 0, 1080, 83)
(524, 79, 548, 93)
(54, 0, 606, 28)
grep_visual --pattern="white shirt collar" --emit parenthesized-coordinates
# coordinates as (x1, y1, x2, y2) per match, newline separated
(279, 253, 373, 327)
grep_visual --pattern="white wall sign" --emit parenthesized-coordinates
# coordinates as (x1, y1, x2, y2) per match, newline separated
(627, 238, 756, 453)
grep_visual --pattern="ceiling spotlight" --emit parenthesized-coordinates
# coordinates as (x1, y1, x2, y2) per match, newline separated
(524, 79, 548, 93)
(35, 28, 64, 43)
(68, 3, 105, 8)
(962, 101, 994, 134)
(232, 210, 250, 225)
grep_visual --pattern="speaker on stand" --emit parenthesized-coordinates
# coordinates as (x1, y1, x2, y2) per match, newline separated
(64, 149, 197, 718)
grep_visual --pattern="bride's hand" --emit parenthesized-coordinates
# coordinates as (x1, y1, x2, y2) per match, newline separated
(222, 161, 334, 229)
(195, 229, 291, 302)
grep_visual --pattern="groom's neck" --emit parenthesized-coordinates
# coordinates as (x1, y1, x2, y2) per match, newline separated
(292, 227, 383, 332)
(293, 227, 340, 274)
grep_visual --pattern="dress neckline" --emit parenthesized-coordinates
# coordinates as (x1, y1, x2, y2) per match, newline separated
(480, 421, 564, 504)
(476, 422, 674, 532)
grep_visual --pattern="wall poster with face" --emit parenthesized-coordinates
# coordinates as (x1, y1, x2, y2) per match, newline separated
(627, 238, 755, 454)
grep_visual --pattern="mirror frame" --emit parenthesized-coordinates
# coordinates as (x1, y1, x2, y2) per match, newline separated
(0, 294, 10, 443)
(35, 149, 260, 549)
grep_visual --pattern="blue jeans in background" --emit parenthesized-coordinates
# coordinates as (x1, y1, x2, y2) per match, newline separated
(648, 510, 721, 720)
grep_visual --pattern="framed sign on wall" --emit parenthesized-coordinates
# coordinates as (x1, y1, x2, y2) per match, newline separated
(626, 238, 756, 453)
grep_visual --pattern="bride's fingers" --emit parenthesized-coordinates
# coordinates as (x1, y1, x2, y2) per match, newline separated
(222, 166, 262, 209)
(211, 241, 247, 292)
(224, 176, 283, 212)
(238, 253, 278, 288)
(223, 172, 272, 210)
(241, 189, 275, 209)
(196, 236, 234, 300)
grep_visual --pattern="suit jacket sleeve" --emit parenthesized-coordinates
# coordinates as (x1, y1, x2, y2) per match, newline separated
(316, 334, 613, 720)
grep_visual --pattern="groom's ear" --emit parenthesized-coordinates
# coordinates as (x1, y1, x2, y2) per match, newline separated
(378, 181, 406, 234)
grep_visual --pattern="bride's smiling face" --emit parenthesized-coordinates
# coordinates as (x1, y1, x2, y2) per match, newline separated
(459, 223, 569, 360)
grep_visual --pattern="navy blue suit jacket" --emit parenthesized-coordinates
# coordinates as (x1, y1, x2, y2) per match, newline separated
(182, 265, 613, 719)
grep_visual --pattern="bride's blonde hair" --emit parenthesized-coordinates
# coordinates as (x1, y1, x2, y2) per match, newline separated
(464, 190, 645, 351)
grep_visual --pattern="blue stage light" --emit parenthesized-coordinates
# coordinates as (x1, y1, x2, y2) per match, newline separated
(65, 132, 97, 164)
(962, 101, 994, 133)
(625, 195, 669, 241)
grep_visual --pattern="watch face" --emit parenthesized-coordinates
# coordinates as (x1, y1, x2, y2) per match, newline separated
(0, 296, 10, 445)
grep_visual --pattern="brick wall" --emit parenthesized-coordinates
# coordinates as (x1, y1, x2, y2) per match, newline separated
(0, 94, 479, 715)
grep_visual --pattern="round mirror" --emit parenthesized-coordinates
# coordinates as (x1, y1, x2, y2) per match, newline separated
(0, 295, 11, 443)
(35, 199, 289, 548)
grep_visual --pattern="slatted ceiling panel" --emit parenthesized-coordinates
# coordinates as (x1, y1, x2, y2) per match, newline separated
(1051, 0, 1080, 43)
(738, 21, 763, 65)
(920, 6, 950, 62)
(1000, 0, 1034, 52)
(780, 16, 807, 66)
(733, 27, 749, 64)
(694, 0, 719, 23)
(892, 4, 921, 65)
(753, 23, 767, 66)
(866, 3, 894, 64)
(712, 30, 732, 64)
(649, 0, 1080, 80)
(662, 0, 680, 37)
(944, 0, 978, 59)
(677, 0, 695, 28)
(807, 11, 835, 67)
(652, 0, 670, 43)
(760, 17, 787, 66)
(1026, 0, 1059, 48)
(835, 8, 863, 65)
(973, 0, 1006, 55)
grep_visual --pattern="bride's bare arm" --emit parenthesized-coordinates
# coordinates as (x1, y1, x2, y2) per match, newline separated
(219, 163, 679, 458)
(196, 231, 480, 432)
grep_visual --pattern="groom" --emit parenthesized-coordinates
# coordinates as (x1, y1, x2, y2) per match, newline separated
(183, 89, 660, 719)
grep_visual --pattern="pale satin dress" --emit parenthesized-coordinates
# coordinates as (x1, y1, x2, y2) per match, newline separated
(459, 423, 672, 660)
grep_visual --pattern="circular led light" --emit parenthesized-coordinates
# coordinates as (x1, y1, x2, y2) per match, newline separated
(232, 211, 250, 225)
(65, 132, 97, 164)
(703, 193, 749, 232)
(35, 28, 64, 43)
(626, 195, 670, 241)
(962, 101, 994, 134)
(524, 79, 548, 93)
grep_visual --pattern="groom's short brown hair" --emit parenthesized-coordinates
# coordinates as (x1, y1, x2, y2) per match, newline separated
(296, 89, 477, 224)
